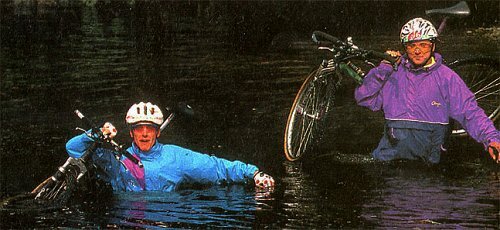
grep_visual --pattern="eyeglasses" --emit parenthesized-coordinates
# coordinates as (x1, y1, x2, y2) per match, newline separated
(405, 42, 433, 51)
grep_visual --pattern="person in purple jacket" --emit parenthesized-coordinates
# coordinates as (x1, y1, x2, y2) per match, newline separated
(355, 18, 500, 164)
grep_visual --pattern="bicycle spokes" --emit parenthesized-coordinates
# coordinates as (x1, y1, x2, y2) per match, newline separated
(473, 73, 499, 101)
(448, 57, 500, 136)
(285, 70, 338, 161)
(296, 104, 325, 120)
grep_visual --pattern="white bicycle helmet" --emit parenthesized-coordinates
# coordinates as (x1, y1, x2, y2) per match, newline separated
(126, 102, 163, 126)
(400, 18, 438, 43)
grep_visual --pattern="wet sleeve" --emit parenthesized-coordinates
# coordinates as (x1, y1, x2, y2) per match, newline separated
(173, 146, 258, 184)
(354, 63, 394, 111)
(448, 74, 500, 148)
(65, 132, 96, 158)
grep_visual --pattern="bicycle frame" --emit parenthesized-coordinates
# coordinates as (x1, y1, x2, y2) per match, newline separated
(283, 31, 397, 161)
(316, 51, 377, 87)
(284, 1, 498, 162)
(32, 103, 194, 201)
(1, 102, 196, 212)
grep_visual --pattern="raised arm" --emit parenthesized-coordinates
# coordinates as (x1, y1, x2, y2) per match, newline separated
(355, 63, 395, 111)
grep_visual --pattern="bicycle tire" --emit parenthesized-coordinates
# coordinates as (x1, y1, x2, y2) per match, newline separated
(448, 56, 500, 136)
(284, 67, 340, 161)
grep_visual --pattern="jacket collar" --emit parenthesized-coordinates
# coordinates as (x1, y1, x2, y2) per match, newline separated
(401, 52, 442, 72)
(130, 141, 162, 160)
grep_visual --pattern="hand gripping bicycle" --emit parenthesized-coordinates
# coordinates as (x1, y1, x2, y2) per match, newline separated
(1, 110, 136, 212)
(284, 1, 499, 162)
(1, 102, 194, 212)
(29, 109, 143, 201)
(284, 32, 396, 161)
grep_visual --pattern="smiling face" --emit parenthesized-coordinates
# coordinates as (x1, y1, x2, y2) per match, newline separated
(130, 124, 160, 152)
(404, 40, 435, 67)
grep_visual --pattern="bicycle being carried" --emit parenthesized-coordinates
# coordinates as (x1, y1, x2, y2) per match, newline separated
(284, 1, 499, 161)
(0, 103, 193, 212)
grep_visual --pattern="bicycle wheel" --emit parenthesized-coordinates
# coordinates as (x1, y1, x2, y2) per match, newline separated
(448, 56, 500, 136)
(284, 67, 340, 161)
(0, 174, 76, 213)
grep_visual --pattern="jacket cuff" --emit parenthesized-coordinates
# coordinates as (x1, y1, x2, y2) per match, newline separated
(484, 137, 500, 150)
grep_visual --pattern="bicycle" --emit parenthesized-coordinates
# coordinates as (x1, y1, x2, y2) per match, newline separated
(284, 1, 499, 161)
(0, 103, 194, 212)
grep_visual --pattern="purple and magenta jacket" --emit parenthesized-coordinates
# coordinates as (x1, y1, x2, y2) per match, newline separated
(355, 53, 499, 148)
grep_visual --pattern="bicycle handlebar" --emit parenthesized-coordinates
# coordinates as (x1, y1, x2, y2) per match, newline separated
(312, 30, 342, 45)
(370, 50, 397, 64)
(74, 110, 101, 138)
(312, 31, 397, 64)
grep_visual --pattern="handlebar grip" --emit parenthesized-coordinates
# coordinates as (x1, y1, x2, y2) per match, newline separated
(74, 110, 102, 135)
(370, 50, 397, 64)
(74, 110, 95, 127)
(312, 31, 342, 45)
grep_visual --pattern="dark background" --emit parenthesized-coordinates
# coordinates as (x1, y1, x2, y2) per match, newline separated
(1, 0, 499, 191)
(0, 1, 499, 228)
(1, 1, 498, 52)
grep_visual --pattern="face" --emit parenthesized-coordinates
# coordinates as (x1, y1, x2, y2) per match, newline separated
(130, 125, 160, 152)
(404, 40, 434, 67)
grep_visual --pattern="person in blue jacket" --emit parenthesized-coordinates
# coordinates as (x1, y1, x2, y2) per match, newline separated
(355, 18, 500, 164)
(66, 102, 275, 192)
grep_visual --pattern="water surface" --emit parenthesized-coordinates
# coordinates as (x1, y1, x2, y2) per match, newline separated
(1, 2, 499, 228)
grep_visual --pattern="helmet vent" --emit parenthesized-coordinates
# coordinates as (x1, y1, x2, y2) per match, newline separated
(126, 102, 164, 125)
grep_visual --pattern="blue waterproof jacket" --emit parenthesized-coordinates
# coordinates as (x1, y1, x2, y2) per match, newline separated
(355, 53, 500, 163)
(66, 133, 258, 191)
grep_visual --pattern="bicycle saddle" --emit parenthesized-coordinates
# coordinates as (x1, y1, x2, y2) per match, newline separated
(425, 1, 470, 17)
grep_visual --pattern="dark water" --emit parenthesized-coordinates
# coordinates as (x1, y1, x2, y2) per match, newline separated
(1, 1, 499, 229)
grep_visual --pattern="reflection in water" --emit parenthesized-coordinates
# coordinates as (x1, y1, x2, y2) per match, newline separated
(110, 187, 261, 229)
(1, 186, 272, 229)
(278, 160, 377, 228)
(361, 165, 500, 229)
(280, 158, 500, 229)
(1, 1, 499, 229)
